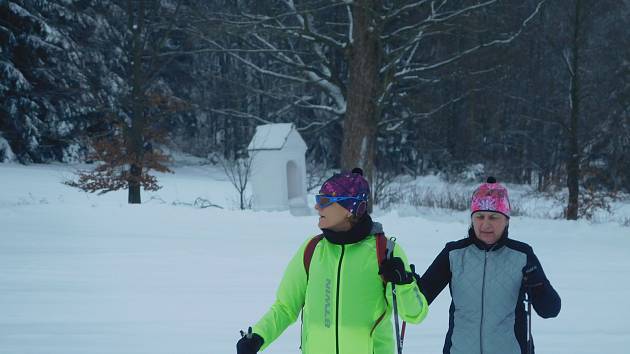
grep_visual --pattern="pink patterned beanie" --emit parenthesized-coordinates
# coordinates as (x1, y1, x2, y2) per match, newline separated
(470, 177, 511, 218)
(319, 168, 370, 217)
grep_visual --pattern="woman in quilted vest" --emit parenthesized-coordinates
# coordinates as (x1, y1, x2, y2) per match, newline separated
(236, 168, 428, 354)
(415, 177, 561, 354)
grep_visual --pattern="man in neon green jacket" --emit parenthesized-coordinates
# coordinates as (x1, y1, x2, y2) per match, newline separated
(237, 168, 428, 354)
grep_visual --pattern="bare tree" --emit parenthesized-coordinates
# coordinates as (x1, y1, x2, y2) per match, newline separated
(186, 0, 546, 188)
(218, 153, 254, 210)
(544, 0, 610, 219)
(563, 0, 583, 220)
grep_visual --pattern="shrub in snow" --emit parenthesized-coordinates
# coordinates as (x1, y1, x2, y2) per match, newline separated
(216, 153, 253, 210)
(65, 126, 171, 201)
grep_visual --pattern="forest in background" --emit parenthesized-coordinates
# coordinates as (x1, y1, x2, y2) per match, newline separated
(1, 0, 629, 217)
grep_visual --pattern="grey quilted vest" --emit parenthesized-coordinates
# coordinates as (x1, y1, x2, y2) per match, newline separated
(448, 243, 527, 354)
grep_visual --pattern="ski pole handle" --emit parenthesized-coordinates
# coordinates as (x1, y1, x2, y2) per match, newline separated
(239, 326, 253, 339)
(386, 237, 396, 259)
(385, 237, 403, 354)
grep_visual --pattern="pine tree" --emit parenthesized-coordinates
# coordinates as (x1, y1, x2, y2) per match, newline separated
(0, 1, 103, 162)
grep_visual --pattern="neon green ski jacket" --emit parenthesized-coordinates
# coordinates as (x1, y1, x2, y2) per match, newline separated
(252, 234, 428, 354)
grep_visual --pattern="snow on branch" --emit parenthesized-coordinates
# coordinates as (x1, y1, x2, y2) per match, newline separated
(296, 115, 343, 131)
(379, 88, 487, 129)
(145, 47, 304, 58)
(209, 109, 273, 125)
(243, 32, 345, 113)
(395, 0, 546, 78)
(290, 95, 346, 115)
(383, 0, 500, 44)
(252, 6, 347, 49)
(203, 37, 309, 83)
(383, 0, 431, 20)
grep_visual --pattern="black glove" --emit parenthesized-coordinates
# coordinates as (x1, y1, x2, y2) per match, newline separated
(523, 264, 546, 288)
(237, 327, 264, 354)
(379, 257, 414, 284)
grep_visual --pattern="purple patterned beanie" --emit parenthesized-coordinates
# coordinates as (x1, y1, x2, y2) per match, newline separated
(470, 176, 511, 218)
(319, 168, 370, 217)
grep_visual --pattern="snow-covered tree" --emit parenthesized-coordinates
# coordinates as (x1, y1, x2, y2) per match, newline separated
(0, 1, 98, 162)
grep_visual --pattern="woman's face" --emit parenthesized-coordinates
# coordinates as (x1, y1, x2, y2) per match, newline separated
(315, 201, 352, 231)
(472, 211, 508, 245)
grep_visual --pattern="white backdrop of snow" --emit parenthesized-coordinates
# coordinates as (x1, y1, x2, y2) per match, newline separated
(0, 162, 629, 354)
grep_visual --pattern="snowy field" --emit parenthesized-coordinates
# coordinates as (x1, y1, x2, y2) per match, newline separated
(1, 162, 629, 354)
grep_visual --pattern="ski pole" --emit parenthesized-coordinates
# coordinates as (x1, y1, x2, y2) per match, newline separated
(400, 321, 407, 351)
(386, 237, 403, 354)
(401, 264, 419, 351)
(525, 292, 533, 354)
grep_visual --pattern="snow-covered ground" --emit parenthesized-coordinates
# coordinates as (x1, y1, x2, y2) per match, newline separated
(1, 162, 629, 354)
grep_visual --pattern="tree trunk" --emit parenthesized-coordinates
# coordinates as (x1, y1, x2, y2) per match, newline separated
(341, 0, 381, 185)
(128, 164, 142, 204)
(127, 0, 145, 204)
(566, 0, 582, 220)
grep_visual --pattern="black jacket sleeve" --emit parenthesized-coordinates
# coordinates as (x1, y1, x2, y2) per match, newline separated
(527, 251, 561, 318)
(415, 245, 452, 305)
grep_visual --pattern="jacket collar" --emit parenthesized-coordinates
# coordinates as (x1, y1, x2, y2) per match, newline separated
(321, 214, 374, 245)
(468, 226, 509, 251)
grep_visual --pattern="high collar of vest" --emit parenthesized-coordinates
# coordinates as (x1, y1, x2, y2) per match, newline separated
(322, 214, 374, 245)
(468, 226, 509, 251)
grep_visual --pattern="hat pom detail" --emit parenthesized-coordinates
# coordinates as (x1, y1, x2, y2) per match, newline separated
(486, 176, 497, 183)
(351, 167, 364, 176)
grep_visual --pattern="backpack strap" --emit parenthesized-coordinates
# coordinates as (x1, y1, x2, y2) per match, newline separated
(303, 234, 324, 279)
(371, 232, 390, 335)
(300, 234, 323, 350)
(375, 233, 388, 281)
